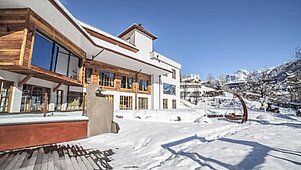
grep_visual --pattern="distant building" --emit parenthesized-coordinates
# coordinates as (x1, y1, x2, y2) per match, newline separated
(180, 74, 202, 102)
(181, 74, 201, 83)
(225, 81, 245, 89)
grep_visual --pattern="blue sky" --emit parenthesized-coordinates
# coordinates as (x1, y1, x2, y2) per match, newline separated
(62, 0, 301, 79)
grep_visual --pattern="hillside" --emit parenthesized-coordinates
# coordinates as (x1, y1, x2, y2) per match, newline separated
(225, 59, 301, 84)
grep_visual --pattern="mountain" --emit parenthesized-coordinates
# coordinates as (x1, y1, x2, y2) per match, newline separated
(225, 59, 301, 84)
(225, 69, 250, 83)
(267, 59, 301, 82)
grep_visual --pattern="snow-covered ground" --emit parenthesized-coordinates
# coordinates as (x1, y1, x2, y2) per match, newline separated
(71, 105, 301, 169)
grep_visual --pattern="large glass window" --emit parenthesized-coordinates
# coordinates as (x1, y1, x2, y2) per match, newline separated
(120, 96, 132, 110)
(0, 80, 13, 113)
(31, 32, 53, 70)
(55, 45, 69, 76)
(99, 71, 115, 87)
(163, 83, 176, 95)
(138, 97, 148, 109)
(121, 76, 133, 89)
(67, 92, 83, 111)
(21, 84, 50, 112)
(31, 31, 81, 80)
(139, 80, 148, 91)
(68, 55, 80, 79)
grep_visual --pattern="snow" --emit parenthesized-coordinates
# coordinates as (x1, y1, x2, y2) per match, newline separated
(226, 69, 250, 83)
(72, 106, 301, 169)
(78, 21, 137, 49)
(0, 111, 88, 125)
(114, 109, 205, 123)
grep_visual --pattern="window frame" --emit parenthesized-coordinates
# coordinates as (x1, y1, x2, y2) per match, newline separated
(120, 96, 132, 110)
(99, 71, 115, 87)
(138, 97, 148, 110)
(139, 80, 149, 92)
(31, 30, 82, 80)
(20, 84, 51, 112)
(121, 76, 133, 89)
(163, 99, 168, 109)
(0, 80, 13, 113)
(172, 99, 177, 109)
(172, 69, 176, 79)
(67, 91, 83, 111)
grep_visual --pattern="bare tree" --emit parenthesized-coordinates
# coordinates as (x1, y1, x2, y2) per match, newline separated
(206, 74, 215, 88)
(218, 74, 226, 86)
(294, 46, 301, 60)
(244, 71, 273, 106)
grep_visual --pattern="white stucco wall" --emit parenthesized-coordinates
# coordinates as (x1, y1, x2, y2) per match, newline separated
(134, 31, 153, 61)
(151, 75, 161, 109)
(160, 69, 181, 109)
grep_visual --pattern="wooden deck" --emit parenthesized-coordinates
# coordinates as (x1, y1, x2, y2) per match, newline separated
(0, 144, 114, 169)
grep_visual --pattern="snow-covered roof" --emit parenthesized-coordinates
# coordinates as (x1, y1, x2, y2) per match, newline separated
(151, 51, 181, 69)
(118, 23, 158, 40)
(79, 21, 138, 50)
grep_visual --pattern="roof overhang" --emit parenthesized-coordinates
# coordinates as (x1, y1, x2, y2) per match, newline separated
(118, 24, 158, 40)
(92, 50, 171, 75)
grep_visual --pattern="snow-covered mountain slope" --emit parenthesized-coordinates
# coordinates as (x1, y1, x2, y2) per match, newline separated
(268, 59, 301, 82)
(225, 59, 301, 83)
(225, 69, 250, 82)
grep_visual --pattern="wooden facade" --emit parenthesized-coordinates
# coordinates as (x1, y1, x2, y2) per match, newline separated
(86, 60, 152, 95)
(0, 8, 154, 113)
(0, 8, 85, 87)
(0, 120, 88, 151)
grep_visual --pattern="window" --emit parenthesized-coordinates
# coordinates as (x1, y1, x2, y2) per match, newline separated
(120, 96, 132, 110)
(31, 32, 53, 70)
(99, 71, 115, 87)
(121, 76, 133, 89)
(85, 68, 92, 84)
(21, 85, 50, 112)
(104, 94, 114, 104)
(172, 69, 176, 79)
(172, 99, 176, 109)
(163, 99, 168, 109)
(55, 45, 69, 76)
(138, 97, 148, 109)
(68, 55, 80, 79)
(31, 31, 81, 80)
(163, 83, 176, 95)
(139, 80, 148, 91)
(0, 80, 13, 113)
(67, 92, 83, 111)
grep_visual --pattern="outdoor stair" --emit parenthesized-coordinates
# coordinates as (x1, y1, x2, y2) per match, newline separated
(0, 143, 114, 170)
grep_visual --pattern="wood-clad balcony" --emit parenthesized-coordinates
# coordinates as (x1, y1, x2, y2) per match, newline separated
(0, 8, 85, 86)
